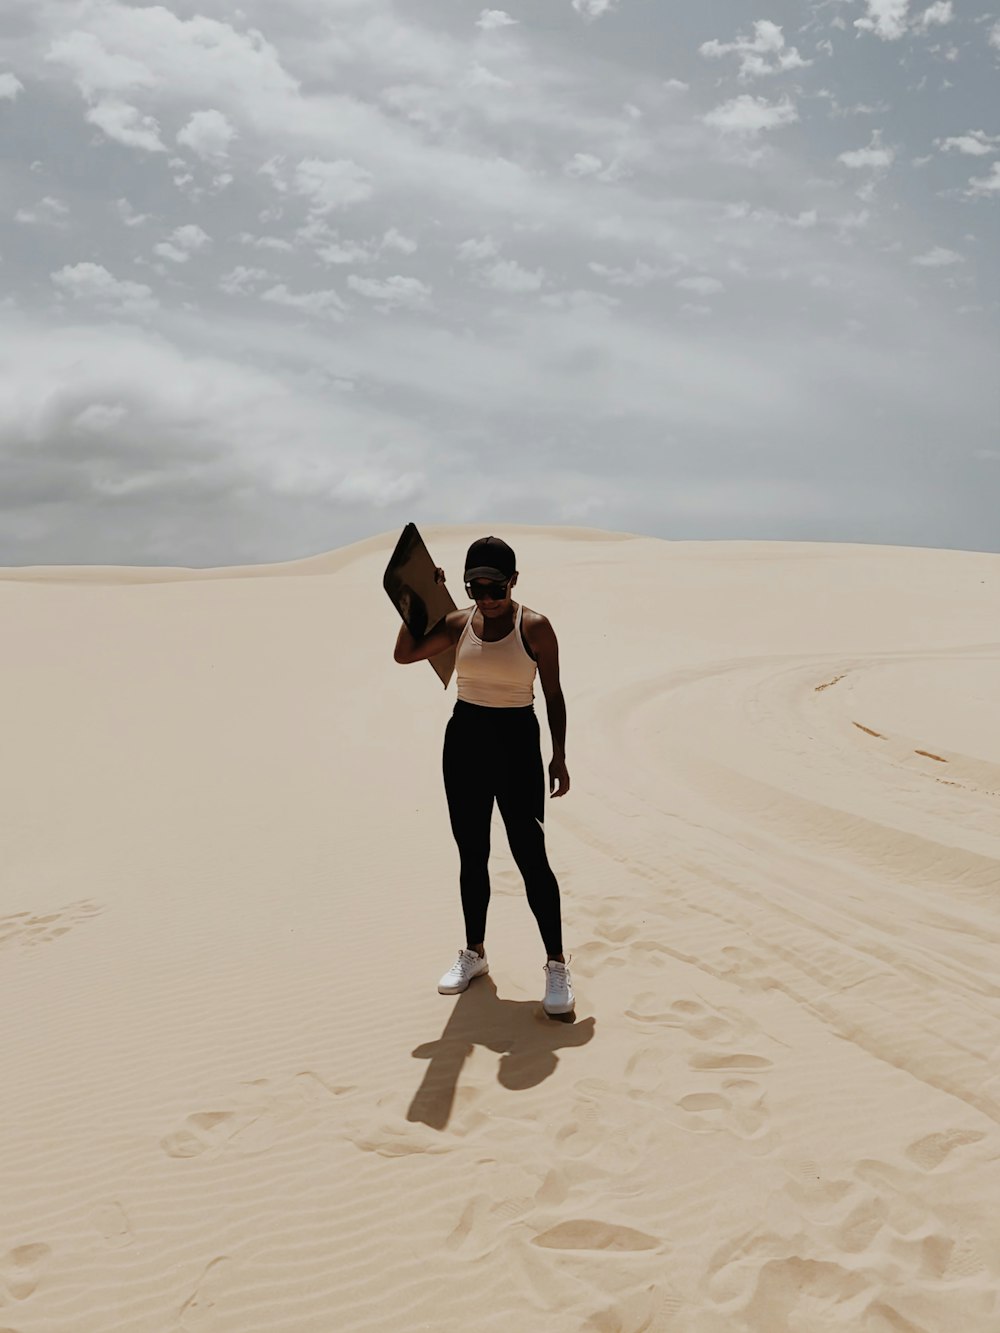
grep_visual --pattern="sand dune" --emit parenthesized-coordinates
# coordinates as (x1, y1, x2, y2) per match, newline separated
(2, 525, 999, 1332)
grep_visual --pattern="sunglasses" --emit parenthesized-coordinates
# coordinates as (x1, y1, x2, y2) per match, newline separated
(465, 578, 511, 601)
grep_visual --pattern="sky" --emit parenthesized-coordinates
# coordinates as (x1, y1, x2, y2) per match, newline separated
(1, 0, 998, 566)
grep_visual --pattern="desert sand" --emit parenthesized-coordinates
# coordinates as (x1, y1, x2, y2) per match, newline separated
(2, 523, 999, 1333)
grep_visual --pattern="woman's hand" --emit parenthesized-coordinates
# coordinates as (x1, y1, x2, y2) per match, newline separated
(549, 757, 570, 798)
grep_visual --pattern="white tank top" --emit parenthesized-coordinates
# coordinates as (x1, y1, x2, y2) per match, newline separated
(456, 602, 537, 707)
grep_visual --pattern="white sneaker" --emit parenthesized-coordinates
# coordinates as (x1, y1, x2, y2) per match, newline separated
(438, 948, 489, 994)
(543, 958, 575, 1015)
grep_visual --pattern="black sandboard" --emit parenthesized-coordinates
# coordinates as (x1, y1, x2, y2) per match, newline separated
(384, 523, 457, 689)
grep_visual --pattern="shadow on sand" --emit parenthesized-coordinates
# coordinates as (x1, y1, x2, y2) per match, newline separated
(407, 976, 596, 1131)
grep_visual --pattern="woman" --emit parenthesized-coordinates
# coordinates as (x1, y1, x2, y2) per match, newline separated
(394, 535, 574, 1016)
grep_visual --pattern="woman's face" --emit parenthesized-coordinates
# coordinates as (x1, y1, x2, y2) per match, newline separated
(474, 572, 517, 615)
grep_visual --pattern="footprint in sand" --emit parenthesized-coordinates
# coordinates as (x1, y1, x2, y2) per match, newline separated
(0, 900, 103, 952)
(91, 1201, 134, 1248)
(531, 1219, 661, 1252)
(674, 1078, 772, 1144)
(903, 1127, 986, 1172)
(162, 1071, 355, 1160)
(178, 1256, 232, 1332)
(624, 995, 756, 1047)
(583, 1284, 687, 1333)
(0, 1243, 51, 1302)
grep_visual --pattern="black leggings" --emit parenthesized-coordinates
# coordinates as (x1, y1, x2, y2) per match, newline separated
(442, 699, 562, 956)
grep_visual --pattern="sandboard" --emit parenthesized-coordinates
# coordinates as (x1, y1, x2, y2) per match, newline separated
(384, 522, 458, 689)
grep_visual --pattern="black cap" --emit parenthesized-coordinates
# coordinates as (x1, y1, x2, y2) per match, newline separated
(464, 535, 516, 582)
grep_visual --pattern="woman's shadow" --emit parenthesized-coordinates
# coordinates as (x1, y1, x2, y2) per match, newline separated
(407, 976, 596, 1131)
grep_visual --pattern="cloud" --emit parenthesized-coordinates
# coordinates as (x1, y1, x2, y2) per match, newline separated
(564, 153, 604, 177)
(15, 197, 70, 227)
(0, 71, 25, 100)
(966, 162, 1000, 198)
(677, 276, 724, 296)
(838, 131, 894, 169)
(45, 30, 157, 99)
(381, 228, 417, 254)
(115, 199, 150, 228)
(914, 1, 954, 29)
(699, 21, 811, 81)
(912, 246, 962, 266)
(854, 1, 911, 40)
(480, 259, 545, 292)
(177, 109, 237, 161)
(219, 266, 273, 296)
(703, 95, 798, 135)
(587, 260, 677, 287)
(293, 158, 374, 214)
(458, 236, 499, 262)
(572, 0, 618, 20)
(46, 10, 297, 105)
(346, 274, 433, 308)
(86, 98, 166, 152)
(50, 263, 159, 315)
(237, 232, 295, 253)
(260, 284, 348, 319)
(476, 10, 518, 29)
(153, 225, 212, 264)
(937, 131, 1000, 156)
(990, 21, 1000, 53)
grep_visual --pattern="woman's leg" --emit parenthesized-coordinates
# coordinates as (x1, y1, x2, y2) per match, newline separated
(495, 714, 563, 958)
(442, 710, 495, 951)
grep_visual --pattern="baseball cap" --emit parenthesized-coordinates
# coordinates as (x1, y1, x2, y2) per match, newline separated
(464, 535, 516, 582)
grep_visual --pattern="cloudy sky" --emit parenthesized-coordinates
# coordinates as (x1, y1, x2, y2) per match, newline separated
(1, 0, 997, 565)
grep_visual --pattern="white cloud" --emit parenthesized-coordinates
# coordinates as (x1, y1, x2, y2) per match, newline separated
(237, 232, 295, 253)
(293, 158, 374, 214)
(177, 109, 237, 161)
(381, 228, 417, 254)
(571, 0, 618, 19)
(912, 246, 963, 266)
(703, 95, 798, 136)
(663, 79, 689, 93)
(564, 153, 603, 178)
(838, 131, 894, 169)
(71, 403, 129, 436)
(318, 237, 374, 265)
(990, 21, 1000, 53)
(458, 236, 500, 262)
(937, 131, 1000, 156)
(480, 259, 545, 292)
(699, 21, 811, 81)
(346, 274, 433, 308)
(725, 202, 818, 229)
(966, 162, 1000, 197)
(677, 275, 725, 296)
(854, 1, 910, 40)
(86, 98, 166, 152)
(51, 262, 158, 315)
(46, 12, 296, 104)
(587, 260, 676, 287)
(45, 30, 157, 99)
(0, 72, 25, 101)
(115, 198, 150, 227)
(15, 197, 70, 227)
(476, 10, 518, 29)
(915, 1, 954, 29)
(219, 266, 273, 295)
(260, 284, 348, 319)
(154, 224, 211, 263)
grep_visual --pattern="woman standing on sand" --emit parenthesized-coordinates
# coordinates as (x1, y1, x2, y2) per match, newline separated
(394, 536, 574, 1017)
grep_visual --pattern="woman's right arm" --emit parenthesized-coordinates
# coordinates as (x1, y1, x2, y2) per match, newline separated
(394, 565, 455, 664)
(394, 615, 455, 664)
